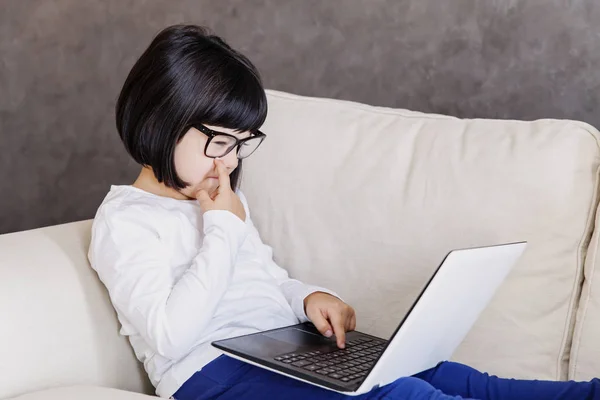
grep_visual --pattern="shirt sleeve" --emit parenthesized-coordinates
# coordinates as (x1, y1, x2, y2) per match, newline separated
(237, 191, 342, 323)
(88, 204, 249, 360)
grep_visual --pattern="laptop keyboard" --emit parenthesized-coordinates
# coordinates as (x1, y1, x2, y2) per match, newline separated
(273, 337, 387, 383)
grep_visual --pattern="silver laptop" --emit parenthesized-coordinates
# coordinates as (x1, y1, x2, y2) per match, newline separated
(212, 241, 527, 395)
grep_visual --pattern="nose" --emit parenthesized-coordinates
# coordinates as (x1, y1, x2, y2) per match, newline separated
(220, 148, 239, 171)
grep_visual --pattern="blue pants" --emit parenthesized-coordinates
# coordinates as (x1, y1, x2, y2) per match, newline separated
(173, 355, 600, 400)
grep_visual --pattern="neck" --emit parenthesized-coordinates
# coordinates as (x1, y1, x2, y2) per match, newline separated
(132, 167, 191, 200)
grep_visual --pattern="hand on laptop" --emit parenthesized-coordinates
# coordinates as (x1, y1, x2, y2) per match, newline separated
(304, 292, 356, 349)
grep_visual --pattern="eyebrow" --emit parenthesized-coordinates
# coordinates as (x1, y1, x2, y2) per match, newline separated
(218, 129, 252, 139)
(231, 130, 251, 138)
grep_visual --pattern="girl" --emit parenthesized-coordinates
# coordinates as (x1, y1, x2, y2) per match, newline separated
(88, 24, 600, 400)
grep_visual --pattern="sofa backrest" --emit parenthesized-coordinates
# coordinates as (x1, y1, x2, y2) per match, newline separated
(240, 89, 600, 381)
(0, 221, 152, 399)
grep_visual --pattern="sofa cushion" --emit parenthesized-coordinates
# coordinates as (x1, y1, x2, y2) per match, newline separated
(240, 89, 600, 381)
(570, 199, 600, 381)
(0, 221, 152, 399)
(7, 386, 154, 400)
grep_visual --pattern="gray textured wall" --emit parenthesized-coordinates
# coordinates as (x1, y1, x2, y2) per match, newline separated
(1, 0, 599, 234)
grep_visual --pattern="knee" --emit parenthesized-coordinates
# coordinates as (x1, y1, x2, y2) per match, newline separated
(413, 361, 469, 384)
(432, 361, 483, 377)
(380, 376, 441, 397)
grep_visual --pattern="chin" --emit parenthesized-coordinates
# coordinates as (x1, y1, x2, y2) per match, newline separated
(198, 183, 219, 198)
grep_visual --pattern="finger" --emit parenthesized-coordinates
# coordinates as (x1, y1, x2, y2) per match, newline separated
(310, 310, 334, 338)
(343, 307, 355, 331)
(215, 159, 231, 191)
(208, 186, 220, 201)
(349, 313, 357, 332)
(196, 189, 212, 208)
(329, 310, 347, 348)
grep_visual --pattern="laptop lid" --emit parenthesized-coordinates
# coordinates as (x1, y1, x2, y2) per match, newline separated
(355, 241, 527, 394)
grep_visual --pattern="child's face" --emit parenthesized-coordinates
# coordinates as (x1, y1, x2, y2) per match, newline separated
(174, 125, 248, 199)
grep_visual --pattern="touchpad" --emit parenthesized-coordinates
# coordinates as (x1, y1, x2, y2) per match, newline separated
(264, 328, 334, 347)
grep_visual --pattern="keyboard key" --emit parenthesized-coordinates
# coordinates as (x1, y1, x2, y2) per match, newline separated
(304, 365, 320, 371)
(292, 360, 313, 367)
(330, 373, 342, 379)
(316, 369, 330, 375)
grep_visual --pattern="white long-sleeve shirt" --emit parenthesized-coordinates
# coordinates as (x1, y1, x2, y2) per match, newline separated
(88, 185, 338, 398)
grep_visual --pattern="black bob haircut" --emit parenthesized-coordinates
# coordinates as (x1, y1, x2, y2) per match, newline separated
(116, 24, 268, 191)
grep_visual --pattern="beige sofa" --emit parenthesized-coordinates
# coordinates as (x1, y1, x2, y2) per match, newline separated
(1, 90, 600, 399)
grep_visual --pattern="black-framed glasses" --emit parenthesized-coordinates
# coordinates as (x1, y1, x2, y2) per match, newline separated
(192, 123, 266, 159)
